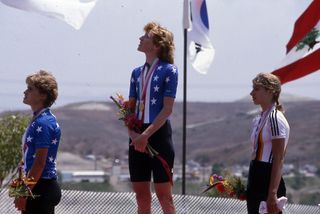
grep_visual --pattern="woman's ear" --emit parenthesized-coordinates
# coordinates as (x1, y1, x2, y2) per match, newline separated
(39, 93, 48, 105)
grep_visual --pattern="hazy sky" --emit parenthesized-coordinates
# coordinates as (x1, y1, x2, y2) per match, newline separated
(0, 0, 319, 112)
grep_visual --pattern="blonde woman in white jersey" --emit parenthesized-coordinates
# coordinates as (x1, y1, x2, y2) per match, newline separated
(246, 73, 290, 214)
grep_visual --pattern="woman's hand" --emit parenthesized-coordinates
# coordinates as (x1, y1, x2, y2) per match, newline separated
(266, 193, 280, 214)
(14, 197, 27, 212)
(129, 130, 149, 153)
(128, 129, 139, 141)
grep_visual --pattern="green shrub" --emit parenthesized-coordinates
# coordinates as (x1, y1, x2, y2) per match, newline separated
(0, 114, 29, 187)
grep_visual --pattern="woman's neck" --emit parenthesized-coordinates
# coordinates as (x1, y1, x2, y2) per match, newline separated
(31, 104, 46, 114)
(261, 102, 274, 112)
(145, 54, 158, 65)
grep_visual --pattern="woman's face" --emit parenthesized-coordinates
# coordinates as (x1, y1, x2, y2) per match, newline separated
(138, 32, 157, 54)
(250, 84, 273, 106)
(23, 84, 46, 108)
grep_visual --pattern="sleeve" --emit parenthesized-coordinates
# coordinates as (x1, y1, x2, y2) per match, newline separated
(129, 69, 138, 99)
(33, 120, 51, 149)
(163, 64, 178, 98)
(269, 111, 289, 139)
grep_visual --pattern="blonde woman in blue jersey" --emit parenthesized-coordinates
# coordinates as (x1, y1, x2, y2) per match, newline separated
(247, 73, 290, 214)
(14, 70, 61, 214)
(128, 22, 178, 214)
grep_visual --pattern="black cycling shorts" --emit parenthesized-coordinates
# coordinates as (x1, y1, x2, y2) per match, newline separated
(129, 120, 175, 183)
(24, 178, 61, 214)
(246, 160, 286, 214)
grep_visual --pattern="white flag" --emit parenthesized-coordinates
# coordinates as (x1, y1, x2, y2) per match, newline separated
(183, 0, 215, 74)
(0, 0, 97, 30)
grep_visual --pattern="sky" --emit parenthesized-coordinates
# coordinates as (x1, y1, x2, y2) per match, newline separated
(0, 0, 319, 112)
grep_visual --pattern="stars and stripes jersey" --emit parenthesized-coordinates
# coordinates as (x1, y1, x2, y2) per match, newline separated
(23, 108, 61, 179)
(129, 59, 178, 123)
(250, 106, 290, 163)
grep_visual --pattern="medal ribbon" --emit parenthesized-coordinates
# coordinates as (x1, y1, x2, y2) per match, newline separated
(137, 58, 159, 121)
(252, 105, 275, 159)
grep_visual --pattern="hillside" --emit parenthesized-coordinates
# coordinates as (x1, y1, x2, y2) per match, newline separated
(3, 100, 320, 168)
(54, 100, 320, 168)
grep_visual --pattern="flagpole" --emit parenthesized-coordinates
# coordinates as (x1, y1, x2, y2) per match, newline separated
(182, 27, 187, 195)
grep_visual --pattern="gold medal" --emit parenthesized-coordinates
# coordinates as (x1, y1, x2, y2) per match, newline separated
(139, 102, 144, 111)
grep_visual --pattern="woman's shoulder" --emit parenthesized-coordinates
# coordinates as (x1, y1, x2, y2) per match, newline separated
(269, 109, 286, 119)
(158, 61, 178, 75)
(268, 109, 289, 127)
(131, 65, 144, 77)
(133, 64, 144, 72)
(34, 110, 57, 126)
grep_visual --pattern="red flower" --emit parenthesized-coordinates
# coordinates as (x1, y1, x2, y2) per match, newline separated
(215, 183, 225, 193)
(203, 173, 246, 201)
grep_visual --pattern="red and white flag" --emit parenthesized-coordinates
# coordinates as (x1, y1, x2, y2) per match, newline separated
(272, 0, 320, 84)
(0, 0, 97, 30)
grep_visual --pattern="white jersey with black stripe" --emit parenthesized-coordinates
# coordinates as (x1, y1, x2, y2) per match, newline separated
(251, 106, 290, 163)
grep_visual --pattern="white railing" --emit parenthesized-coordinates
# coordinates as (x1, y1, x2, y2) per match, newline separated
(1, 189, 319, 214)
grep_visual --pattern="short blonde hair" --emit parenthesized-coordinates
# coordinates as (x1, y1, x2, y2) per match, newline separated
(26, 70, 58, 107)
(144, 22, 175, 64)
(253, 73, 283, 111)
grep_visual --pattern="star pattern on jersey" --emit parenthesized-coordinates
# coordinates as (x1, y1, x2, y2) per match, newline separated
(171, 66, 177, 74)
(129, 61, 178, 123)
(36, 126, 42, 133)
(153, 75, 159, 82)
(48, 156, 55, 163)
(23, 109, 61, 179)
(151, 97, 157, 105)
(154, 85, 159, 92)
(52, 138, 58, 145)
(27, 136, 33, 142)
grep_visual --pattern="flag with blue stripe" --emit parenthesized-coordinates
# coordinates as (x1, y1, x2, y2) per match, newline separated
(183, 0, 215, 74)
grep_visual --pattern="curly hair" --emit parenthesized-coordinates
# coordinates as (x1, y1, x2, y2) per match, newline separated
(144, 22, 175, 64)
(26, 70, 58, 107)
(252, 73, 283, 112)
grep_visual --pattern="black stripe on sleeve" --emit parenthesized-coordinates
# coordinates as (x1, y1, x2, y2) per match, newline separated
(270, 110, 280, 136)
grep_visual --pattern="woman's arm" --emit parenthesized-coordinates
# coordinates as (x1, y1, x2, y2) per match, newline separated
(131, 96, 174, 153)
(27, 148, 48, 186)
(14, 148, 48, 211)
(267, 138, 285, 214)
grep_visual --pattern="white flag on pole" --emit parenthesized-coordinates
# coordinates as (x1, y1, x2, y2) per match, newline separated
(0, 0, 97, 30)
(183, 0, 215, 74)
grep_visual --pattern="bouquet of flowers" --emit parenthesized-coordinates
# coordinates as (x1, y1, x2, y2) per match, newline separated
(202, 173, 246, 200)
(110, 94, 172, 185)
(110, 93, 142, 133)
(8, 166, 37, 199)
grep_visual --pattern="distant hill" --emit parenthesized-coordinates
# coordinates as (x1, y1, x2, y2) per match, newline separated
(2, 100, 320, 168)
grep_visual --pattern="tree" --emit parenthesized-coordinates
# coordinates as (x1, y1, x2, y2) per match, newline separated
(0, 114, 29, 188)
